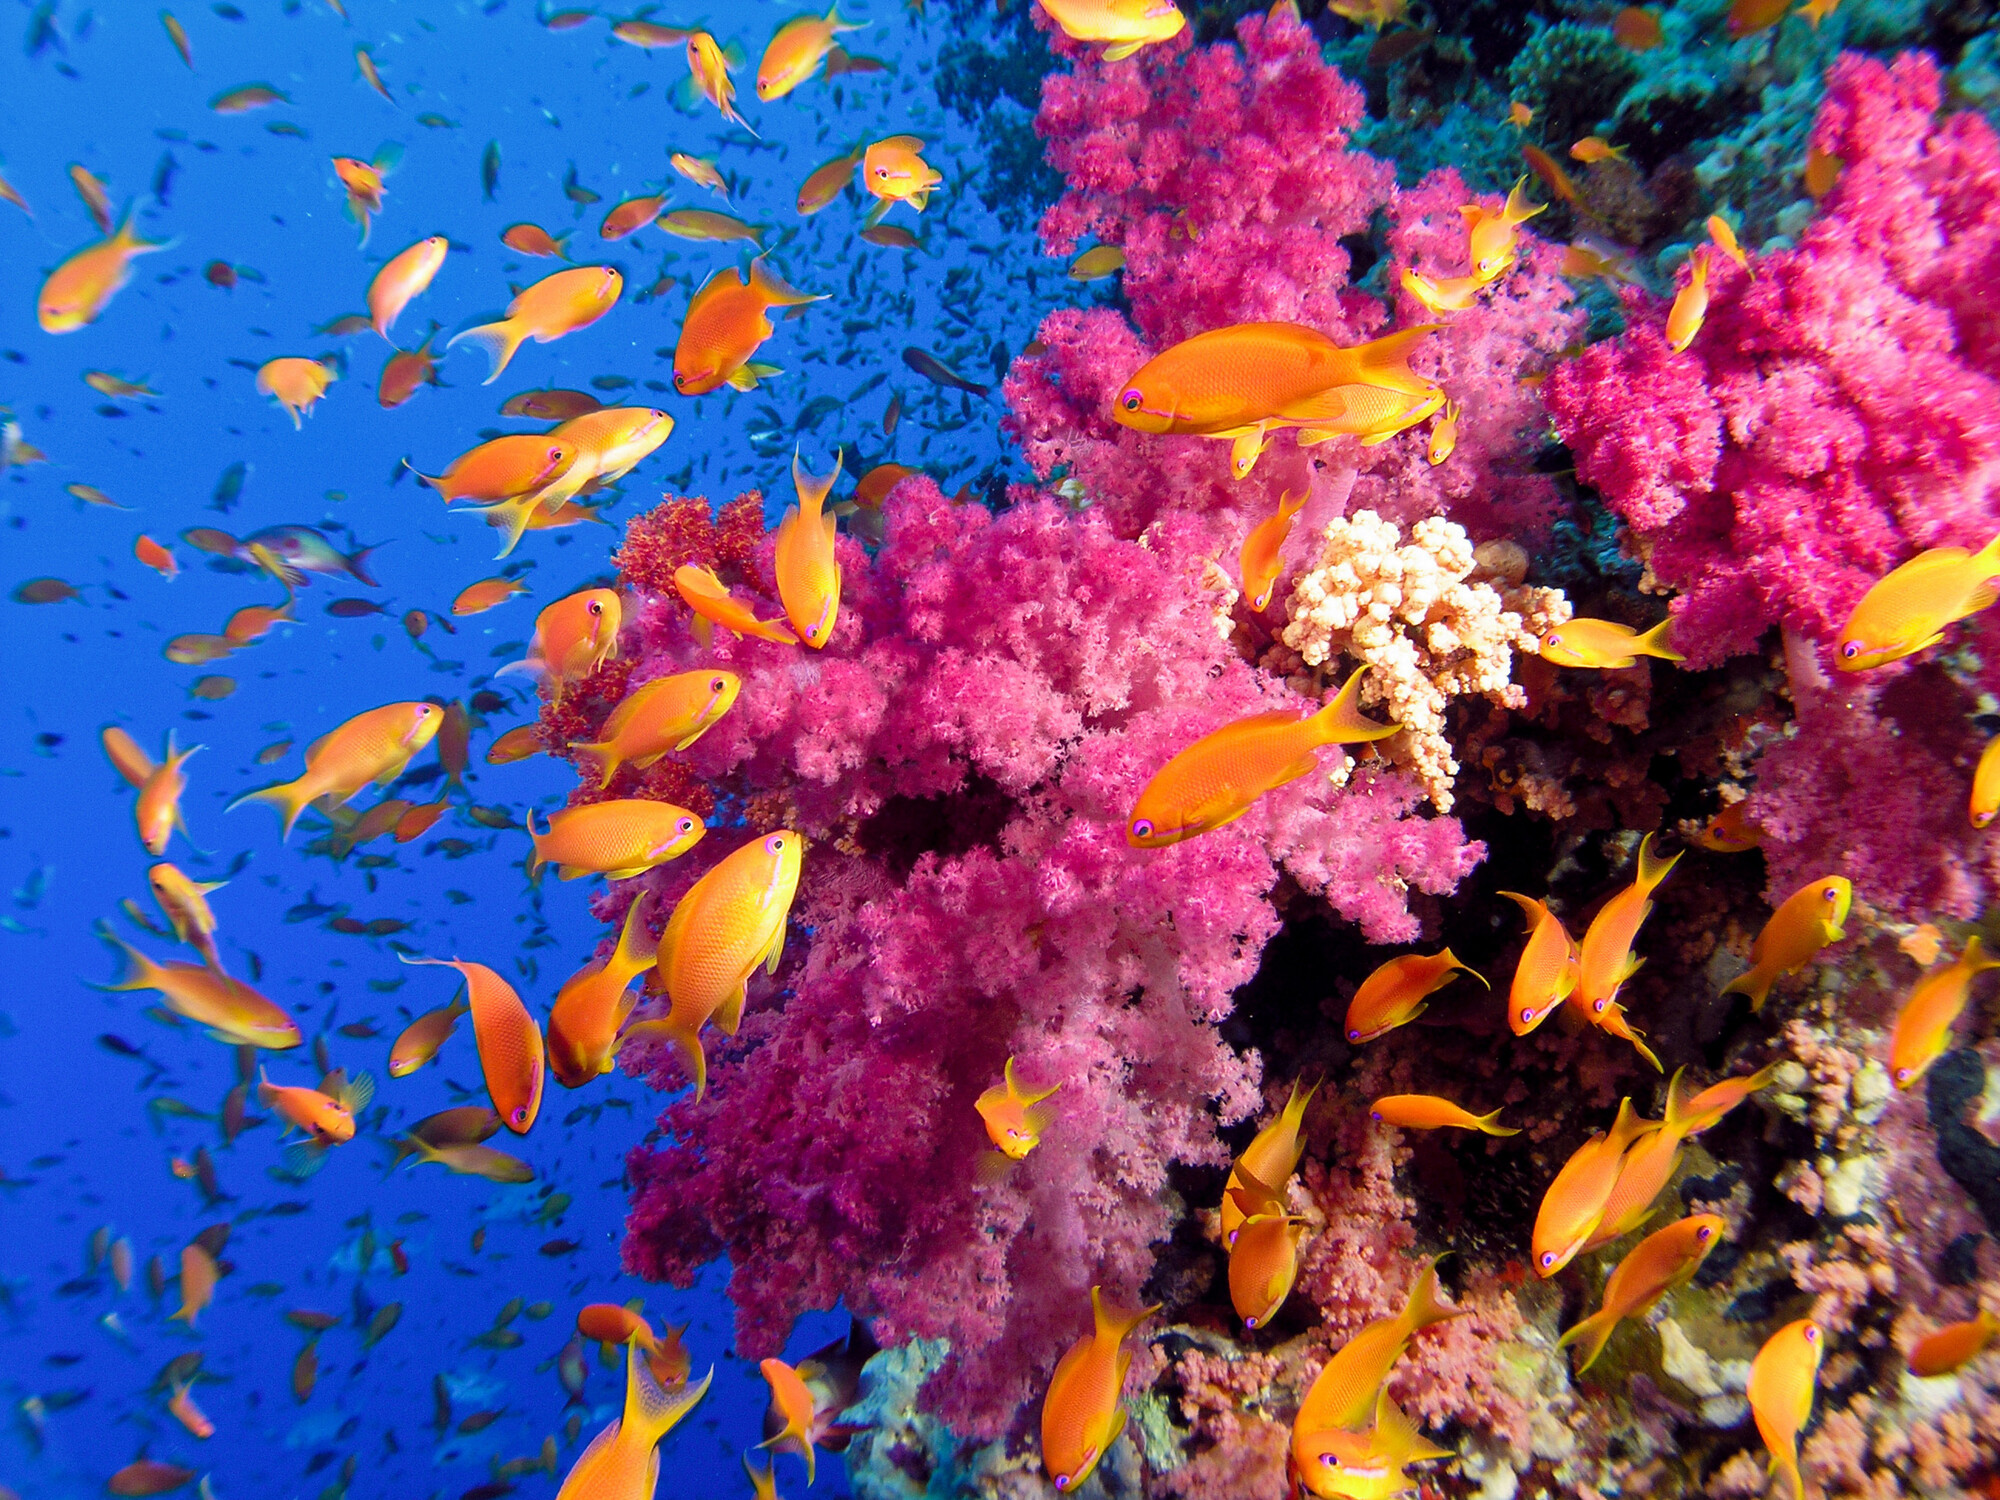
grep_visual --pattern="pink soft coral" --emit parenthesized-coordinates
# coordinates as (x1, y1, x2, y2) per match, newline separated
(606, 481, 1480, 1436)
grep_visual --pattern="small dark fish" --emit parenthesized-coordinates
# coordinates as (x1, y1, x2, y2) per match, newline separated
(211, 461, 248, 513)
(181, 526, 239, 555)
(287, 1309, 340, 1332)
(472, 1327, 524, 1349)
(562, 163, 599, 205)
(13, 578, 80, 604)
(417, 113, 457, 129)
(338, 1021, 379, 1038)
(588, 374, 632, 391)
(108, 1461, 195, 1496)
(466, 806, 516, 830)
(457, 1409, 503, 1434)
(285, 893, 338, 922)
(327, 598, 390, 618)
(152, 151, 179, 207)
(482, 140, 500, 201)
(469, 690, 507, 714)
(97, 1033, 145, 1058)
(883, 390, 901, 434)
(192, 1222, 230, 1259)
(363, 1302, 401, 1349)
(433, 1374, 453, 1434)
(293, 1341, 318, 1402)
(460, 1485, 515, 1500)
(539, 1239, 580, 1256)
(315, 314, 373, 337)
(861, 224, 921, 250)
(1366, 26, 1434, 66)
(901, 347, 988, 395)
(201, 261, 235, 289)
(499, 389, 601, 420)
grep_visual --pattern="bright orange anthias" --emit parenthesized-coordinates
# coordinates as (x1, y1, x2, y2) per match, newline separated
(673, 257, 825, 395)
(685, 31, 757, 134)
(499, 589, 623, 693)
(1041, 1288, 1159, 1493)
(1573, 833, 1681, 1067)
(1496, 890, 1579, 1034)
(1344, 949, 1485, 1043)
(39, 207, 169, 332)
(756, 5, 865, 99)
(775, 449, 844, 647)
(573, 670, 740, 787)
(369, 235, 447, 337)
(1238, 489, 1305, 612)
(861, 136, 943, 224)
(549, 894, 659, 1088)
(401, 956, 545, 1133)
(448, 265, 624, 384)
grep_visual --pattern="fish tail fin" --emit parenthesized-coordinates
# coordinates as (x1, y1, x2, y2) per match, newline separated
(1973, 530, 2000, 577)
(113, 201, 170, 254)
(1308, 666, 1399, 746)
(344, 544, 382, 589)
(1496, 889, 1545, 929)
(1473, 1106, 1519, 1136)
(1628, 1028, 1664, 1073)
(445, 317, 528, 385)
(1276, 487, 1308, 522)
(973, 1149, 1017, 1187)
(1556, 1307, 1619, 1373)
(473, 494, 540, 560)
(622, 1014, 709, 1099)
(1632, 617, 1685, 662)
(227, 777, 313, 840)
(612, 891, 658, 972)
(1398, 1255, 1466, 1336)
(827, 3, 867, 27)
(1281, 1073, 1322, 1134)
(1502, 174, 1546, 226)
(621, 1342, 711, 1449)
(1964, 934, 2000, 973)
(405, 457, 450, 496)
(92, 926, 166, 992)
(1438, 949, 1490, 990)
(791, 445, 842, 517)
(1351, 324, 1443, 396)
(1634, 832, 1683, 892)
(523, 810, 548, 879)
(748, 256, 824, 308)
(1089, 1285, 1162, 1344)
(572, 740, 621, 789)
(1719, 964, 1773, 1010)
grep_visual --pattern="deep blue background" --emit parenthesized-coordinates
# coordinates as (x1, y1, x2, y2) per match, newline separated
(0, 0, 1060, 1495)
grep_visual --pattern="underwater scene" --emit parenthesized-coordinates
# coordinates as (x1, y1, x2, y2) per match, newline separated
(4, 0, 2000, 1495)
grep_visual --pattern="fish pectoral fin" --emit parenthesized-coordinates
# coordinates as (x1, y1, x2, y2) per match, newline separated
(716, 983, 748, 1036)
(1102, 40, 1143, 59)
(725, 366, 762, 392)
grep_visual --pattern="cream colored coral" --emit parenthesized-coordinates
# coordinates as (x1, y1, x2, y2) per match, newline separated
(1280, 510, 1569, 812)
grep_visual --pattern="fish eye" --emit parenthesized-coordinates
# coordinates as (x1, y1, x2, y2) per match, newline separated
(1804, 1326, 1820, 1342)
(1592, 998, 1608, 1014)
(1121, 389, 1142, 412)
(1539, 1251, 1556, 1269)
(1346, 1027, 1362, 1042)
(1520, 1008, 1534, 1023)
(1823, 885, 1840, 899)
(1546, 633, 1561, 647)
(1130, 818, 1153, 840)
(1981, 811, 1997, 827)
(510, 1106, 527, 1125)
(710, 677, 727, 692)
(874, 166, 890, 179)
(1245, 1315, 1259, 1328)
(1696, 1225, 1713, 1240)
(766, 834, 786, 852)
(1840, 640, 1861, 659)
(1054, 1480, 1070, 1493)
(588, 601, 603, 615)
(1895, 1067, 1910, 1084)
(677, 818, 695, 833)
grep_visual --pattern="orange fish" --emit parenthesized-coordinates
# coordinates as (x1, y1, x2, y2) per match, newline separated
(529, 407, 675, 513)
(525, 801, 706, 881)
(1345, 949, 1485, 1044)
(853, 462, 918, 508)
(1290, 1257, 1461, 1471)
(1401, 267, 1487, 315)
(1973, 736, 2000, 827)
(257, 358, 337, 429)
(1505, 101, 1533, 128)
(756, 5, 866, 99)
(332, 149, 399, 247)
(1706, 214, 1751, 274)
(1582, 1083, 1692, 1252)
(1908, 1310, 1999, 1377)
(402, 956, 546, 1132)
(1666, 248, 1710, 354)
(975, 1056, 1061, 1175)
(549, 894, 659, 1088)
(861, 136, 942, 223)
(1748, 1320, 1823, 1500)
(96, 931, 303, 1048)
(412, 434, 579, 505)
(136, 734, 201, 856)
(1611, 6, 1664, 49)
(1559, 241, 1635, 285)
(454, 577, 530, 616)
(573, 670, 741, 787)
(1835, 533, 2000, 671)
(134, 534, 178, 580)
(389, 997, 469, 1077)
(1568, 136, 1627, 164)
(1728, 0, 1792, 37)
(230, 702, 443, 838)
(147, 862, 225, 969)
(369, 235, 448, 337)
(622, 830, 803, 1099)
(554, 1341, 711, 1500)
(775, 449, 844, 648)
(260, 1066, 369, 1144)
(1676, 1063, 1778, 1134)
(686, 32, 757, 134)
(670, 153, 730, 199)
(168, 1379, 214, 1439)
(448, 265, 624, 384)
(1462, 175, 1545, 280)
(1575, 832, 1681, 1021)
(171, 1243, 219, 1327)
(1797, 0, 1841, 24)
(1226, 1173, 1306, 1329)
(577, 1302, 659, 1351)
(1496, 891, 1580, 1035)
(1298, 1386, 1452, 1500)
(38, 207, 169, 332)
(1238, 489, 1305, 613)
(1368, 1094, 1517, 1134)
(1805, 144, 1843, 200)
(1427, 399, 1460, 465)
(757, 1358, 822, 1482)
(1221, 1077, 1317, 1247)
(103, 725, 157, 786)
(498, 588, 623, 690)
(1036, 0, 1186, 59)
(600, 194, 668, 241)
(1112, 323, 1439, 437)
(1692, 800, 1759, 852)
(1532, 1100, 1654, 1276)
(673, 256, 824, 395)
(1558, 1214, 1724, 1372)
(1722, 875, 1851, 1010)
(1041, 1287, 1158, 1493)
(614, 19, 695, 46)
(502, 223, 570, 258)
(378, 328, 442, 409)
(674, 564, 799, 647)
(1520, 145, 1582, 208)
(1539, 616, 1682, 669)
(797, 152, 859, 215)
(1888, 936, 2000, 1089)
(1127, 669, 1398, 847)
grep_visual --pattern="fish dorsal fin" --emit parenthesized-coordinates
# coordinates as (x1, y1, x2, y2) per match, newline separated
(685, 265, 744, 321)
(878, 134, 925, 152)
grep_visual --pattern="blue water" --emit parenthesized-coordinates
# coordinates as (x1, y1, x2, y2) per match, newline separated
(0, 3, 1045, 1496)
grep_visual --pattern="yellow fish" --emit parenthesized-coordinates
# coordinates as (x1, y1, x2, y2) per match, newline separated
(1401, 267, 1488, 314)
(39, 207, 169, 332)
(1126, 669, 1398, 847)
(1558, 1214, 1724, 1372)
(1835, 533, 2000, 671)
(1888, 936, 2000, 1089)
(1344, 949, 1485, 1044)
(95, 931, 303, 1049)
(447, 266, 624, 385)
(673, 564, 798, 646)
(974, 1056, 1060, 1176)
(685, 32, 757, 135)
(1290, 1257, 1460, 1462)
(755, 5, 866, 100)
(549, 895, 660, 1089)
(525, 801, 706, 881)
(1747, 1320, 1823, 1500)
(1368, 1094, 1516, 1134)
(1721, 875, 1850, 1010)
(1666, 248, 1710, 353)
(1427, 399, 1460, 466)
(1298, 1386, 1452, 1500)
(1531, 1100, 1655, 1276)
(1568, 136, 1627, 164)
(1040, 1287, 1158, 1492)
(1238, 489, 1305, 613)
(148, 863, 226, 970)
(1220, 1077, 1317, 1247)
(573, 670, 741, 787)
(1537, 616, 1681, 669)
(554, 1342, 711, 1500)
(256, 358, 336, 429)
(1972, 735, 2000, 827)
(774, 449, 843, 648)
(1225, 1173, 1305, 1329)
(1496, 891, 1579, 1035)
(1908, 1310, 2000, 1377)
(1035, 0, 1187, 60)
(170, 1243, 219, 1327)
(230, 702, 443, 838)
(1462, 176, 1543, 281)
(1706, 213, 1752, 274)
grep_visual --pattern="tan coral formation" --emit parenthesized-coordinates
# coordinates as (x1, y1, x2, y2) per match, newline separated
(1274, 510, 1569, 812)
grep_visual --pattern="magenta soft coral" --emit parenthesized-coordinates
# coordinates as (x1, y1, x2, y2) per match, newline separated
(1545, 52, 2000, 669)
(1006, 6, 1582, 548)
(616, 480, 1480, 1435)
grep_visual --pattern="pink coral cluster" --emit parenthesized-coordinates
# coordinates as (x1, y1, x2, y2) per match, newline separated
(603, 481, 1480, 1434)
(1005, 6, 1583, 553)
(1546, 52, 2000, 917)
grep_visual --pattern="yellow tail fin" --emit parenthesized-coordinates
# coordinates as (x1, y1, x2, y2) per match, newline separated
(1396, 1255, 1466, 1336)
(445, 317, 528, 385)
(1350, 324, 1444, 397)
(1632, 617, 1685, 662)
(621, 1339, 712, 1449)
(227, 777, 315, 840)
(1308, 667, 1399, 746)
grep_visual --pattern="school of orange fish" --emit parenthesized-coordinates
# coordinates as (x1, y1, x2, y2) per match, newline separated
(23, 0, 2000, 1496)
